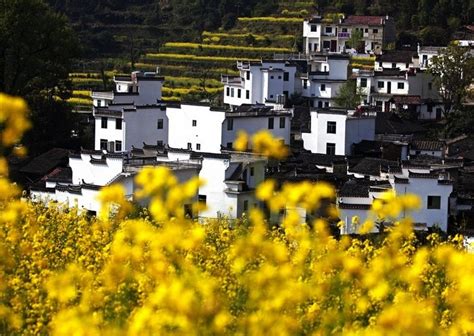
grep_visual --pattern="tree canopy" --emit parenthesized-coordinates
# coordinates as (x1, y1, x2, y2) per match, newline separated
(429, 45, 474, 114)
(0, 0, 79, 154)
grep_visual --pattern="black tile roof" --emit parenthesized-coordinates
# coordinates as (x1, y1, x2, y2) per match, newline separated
(377, 50, 417, 63)
(20, 148, 69, 176)
(376, 113, 426, 135)
(349, 157, 400, 176)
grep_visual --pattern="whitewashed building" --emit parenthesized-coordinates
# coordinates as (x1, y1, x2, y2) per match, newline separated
(356, 68, 444, 119)
(30, 150, 201, 214)
(338, 165, 453, 234)
(301, 54, 350, 108)
(302, 108, 376, 155)
(167, 103, 292, 152)
(92, 71, 164, 107)
(91, 70, 168, 152)
(221, 60, 297, 108)
(303, 15, 396, 54)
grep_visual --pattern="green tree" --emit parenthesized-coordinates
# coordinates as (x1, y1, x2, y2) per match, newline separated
(333, 80, 363, 109)
(429, 45, 474, 115)
(0, 0, 79, 154)
(348, 29, 364, 52)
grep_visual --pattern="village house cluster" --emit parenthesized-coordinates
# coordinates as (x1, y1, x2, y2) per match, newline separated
(28, 15, 474, 235)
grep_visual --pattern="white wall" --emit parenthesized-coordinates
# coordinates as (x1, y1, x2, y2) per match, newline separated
(345, 117, 376, 155)
(70, 154, 123, 186)
(303, 112, 347, 155)
(124, 107, 168, 151)
(94, 115, 124, 151)
(167, 104, 226, 153)
(394, 178, 452, 232)
(222, 114, 291, 147)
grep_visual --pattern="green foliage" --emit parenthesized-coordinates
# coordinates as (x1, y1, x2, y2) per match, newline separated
(0, 0, 79, 154)
(429, 45, 474, 114)
(333, 80, 363, 109)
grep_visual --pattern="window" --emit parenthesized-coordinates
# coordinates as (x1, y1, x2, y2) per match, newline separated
(187, 143, 192, 150)
(115, 118, 122, 130)
(325, 27, 332, 33)
(237, 89, 241, 98)
(115, 141, 122, 152)
(323, 41, 330, 49)
(392, 63, 396, 68)
(373, 28, 378, 34)
(268, 117, 274, 129)
(157, 118, 163, 129)
(243, 200, 248, 212)
(270, 95, 274, 99)
(283, 72, 289, 81)
(318, 101, 323, 108)
(196, 143, 201, 150)
(303, 80, 308, 89)
(320, 84, 326, 91)
(184, 204, 193, 218)
(246, 71, 250, 80)
(226, 87, 230, 96)
(311, 25, 317, 32)
(365, 28, 368, 33)
(278, 76, 282, 79)
(157, 140, 163, 147)
(198, 194, 207, 205)
(342, 28, 347, 32)
(398, 82, 405, 89)
(427, 196, 441, 209)
(378, 81, 385, 88)
(101, 117, 108, 129)
(428, 82, 432, 90)
(227, 118, 233, 131)
(327, 121, 336, 134)
(100, 139, 108, 150)
(246, 90, 250, 99)
(279, 117, 286, 128)
(227, 142, 233, 149)
(231, 88, 234, 97)
(192, 120, 197, 127)
(326, 143, 336, 155)
(324, 101, 330, 107)
(270, 75, 274, 79)
(250, 167, 254, 176)
(360, 78, 367, 88)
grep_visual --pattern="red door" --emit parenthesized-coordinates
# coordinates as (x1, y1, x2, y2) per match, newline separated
(330, 40, 337, 52)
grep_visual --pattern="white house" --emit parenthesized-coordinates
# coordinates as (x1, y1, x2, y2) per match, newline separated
(302, 54, 350, 108)
(155, 149, 267, 219)
(222, 60, 297, 108)
(167, 103, 292, 152)
(356, 68, 444, 119)
(303, 15, 396, 54)
(92, 71, 164, 108)
(374, 50, 419, 71)
(302, 108, 376, 155)
(30, 149, 201, 215)
(418, 45, 444, 70)
(338, 166, 453, 234)
(94, 104, 168, 152)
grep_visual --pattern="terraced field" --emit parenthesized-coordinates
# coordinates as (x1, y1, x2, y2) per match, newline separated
(68, 1, 312, 105)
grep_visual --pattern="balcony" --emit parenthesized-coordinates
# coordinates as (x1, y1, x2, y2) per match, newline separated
(91, 91, 113, 101)
(338, 32, 351, 39)
(221, 75, 244, 87)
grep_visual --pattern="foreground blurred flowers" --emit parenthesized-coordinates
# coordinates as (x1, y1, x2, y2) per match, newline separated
(0, 94, 473, 335)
